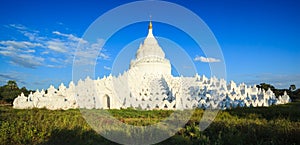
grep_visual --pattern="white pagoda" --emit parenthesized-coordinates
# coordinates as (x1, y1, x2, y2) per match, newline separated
(13, 22, 291, 110)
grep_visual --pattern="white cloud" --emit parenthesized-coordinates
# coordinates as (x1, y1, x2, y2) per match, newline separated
(0, 40, 44, 68)
(47, 40, 67, 53)
(74, 38, 109, 65)
(24, 49, 35, 53)
(194, 56, 221, 63)
(0, 71, 28, 86)
(23, 31, 39, 41)
(99, 53, 109, 60)
(0, 25, 110, 69)
(7, 24, 43, 42)
(45, 64, 64, 68)
(9, 54, 44, 68)
(41, 51, 49, 55)
(0, 40, 42, 49)
(57, 22, 64, 25)
(0, 50, 12, 56)
(53, 31, 87, 43)
(8, 24, 27, 30)
(104, 66, 111, 70)
(49, 57, 60, 63)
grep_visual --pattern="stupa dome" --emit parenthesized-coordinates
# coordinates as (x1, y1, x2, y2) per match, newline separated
(130, 21, 171, 75)
(136, 21, 165, 59)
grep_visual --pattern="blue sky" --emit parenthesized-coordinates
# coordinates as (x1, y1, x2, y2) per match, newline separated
(0, 0, 299, 90)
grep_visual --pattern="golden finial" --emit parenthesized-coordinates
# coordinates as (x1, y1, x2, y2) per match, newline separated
(148, 15, 152, 29)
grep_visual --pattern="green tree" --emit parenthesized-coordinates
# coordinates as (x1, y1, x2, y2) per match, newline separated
(289, 84, 296, 91)
(0, 80, 29, 104)
(256, 83, 275, 91)
(6, 80, 18, 90)
(20, 86, 30, 96)
(256, 83, 286, 97)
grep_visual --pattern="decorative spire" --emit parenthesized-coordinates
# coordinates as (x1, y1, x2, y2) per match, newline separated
(148, 21, 152, 29)
(147, 18, 153, 37)
(148, 15, 152, 29)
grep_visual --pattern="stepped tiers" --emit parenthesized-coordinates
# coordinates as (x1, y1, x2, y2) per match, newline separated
(13, 22, 291, 110)
(130, 21, 171, 75)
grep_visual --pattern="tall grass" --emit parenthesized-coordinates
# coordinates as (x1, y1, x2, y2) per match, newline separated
(0, 102, 299, 145)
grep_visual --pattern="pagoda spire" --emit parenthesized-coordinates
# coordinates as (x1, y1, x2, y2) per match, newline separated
(148, 21, 152, 29)
(148, 15, 152, 29)
(147, 17, 153, 37)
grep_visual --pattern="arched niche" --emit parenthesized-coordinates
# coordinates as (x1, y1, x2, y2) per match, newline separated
(103, 94, 110, 109)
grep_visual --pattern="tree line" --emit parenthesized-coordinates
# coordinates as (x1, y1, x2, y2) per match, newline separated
(0, 80, 32, 104)
(256, 83, 300, 102)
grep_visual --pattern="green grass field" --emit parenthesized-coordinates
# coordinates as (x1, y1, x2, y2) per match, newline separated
(1, 102, 300, 145)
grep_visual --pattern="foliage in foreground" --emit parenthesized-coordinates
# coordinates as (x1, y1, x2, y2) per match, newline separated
(0, 102, 300, 145)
